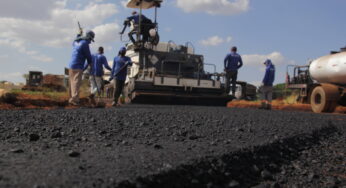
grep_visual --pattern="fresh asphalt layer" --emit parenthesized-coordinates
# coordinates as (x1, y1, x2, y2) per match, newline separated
(0, 105, 345, 188)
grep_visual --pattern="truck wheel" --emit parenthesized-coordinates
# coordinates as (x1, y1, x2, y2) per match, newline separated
(310, 84, 339, 113)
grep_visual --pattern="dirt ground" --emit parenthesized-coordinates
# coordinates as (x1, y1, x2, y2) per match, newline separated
(0, 91, 98, 110)
(2, 92, 346, 115)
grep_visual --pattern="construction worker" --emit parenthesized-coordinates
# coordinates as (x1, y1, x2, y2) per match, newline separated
(259, 59, 276, 110)
(68, 30, 95, 106)
(110, 47, 133, 107)
(119, 11, 154, 45)
(224, 46, 243, 96)
(84, 46, 112, 105)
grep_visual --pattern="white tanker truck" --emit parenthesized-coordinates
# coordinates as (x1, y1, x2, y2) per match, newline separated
(286, 47, 346, 113)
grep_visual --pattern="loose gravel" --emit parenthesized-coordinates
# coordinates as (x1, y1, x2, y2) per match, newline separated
(0, 105, 345, 188)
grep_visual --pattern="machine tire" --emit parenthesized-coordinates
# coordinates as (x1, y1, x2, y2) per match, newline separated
(310, 84, 339, 113)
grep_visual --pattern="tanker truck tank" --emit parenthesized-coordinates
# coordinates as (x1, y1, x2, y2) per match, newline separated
(286, 48, 346, 113)
(309, 51, 346, 85)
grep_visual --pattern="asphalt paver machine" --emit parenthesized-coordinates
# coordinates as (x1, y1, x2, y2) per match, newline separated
(117, 0, 233, 105)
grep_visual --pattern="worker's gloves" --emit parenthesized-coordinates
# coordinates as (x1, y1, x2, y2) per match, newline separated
(124, 20, 130, 26)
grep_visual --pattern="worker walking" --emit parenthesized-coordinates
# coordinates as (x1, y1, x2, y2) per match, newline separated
(224, 46, 243, 96)
(259, 59, 276, 110)
(110, 47, 133, 107)
(119, 11, 153, 45)
(85, 46, 112, 105)
(68, 30, 95, 106)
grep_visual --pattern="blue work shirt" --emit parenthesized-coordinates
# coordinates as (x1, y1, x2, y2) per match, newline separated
(263, 63, 275, 86)
(68, 39, 92, 70)
(127, 14, 150, 24)
(224, 52, 243, 71)
(111, 56, 132, 81)
(84, 54, 112, 77)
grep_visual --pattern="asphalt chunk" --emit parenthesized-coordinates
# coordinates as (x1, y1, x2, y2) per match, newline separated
(68, 151, 80, 157)
(29, 133, 40, 142)
(10, 148, 24, 153)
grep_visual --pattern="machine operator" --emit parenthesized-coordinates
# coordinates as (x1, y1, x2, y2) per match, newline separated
(119, 11, 154, 45)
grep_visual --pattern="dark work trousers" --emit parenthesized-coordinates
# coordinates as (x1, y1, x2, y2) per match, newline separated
(225, 70, 238, 95)
(128, 29, 137, 44)
(113, 79, 125, 104)
(128, 25, 151, 44)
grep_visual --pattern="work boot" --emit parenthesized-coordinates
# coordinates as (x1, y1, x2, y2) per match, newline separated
(88, 94, 96, 106)
(112, 101, 118, 107)
(259, 102, 266, 109)
(68, 100, 79, 106)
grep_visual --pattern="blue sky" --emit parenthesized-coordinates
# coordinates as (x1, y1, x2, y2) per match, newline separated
(0, 0, 345, 85)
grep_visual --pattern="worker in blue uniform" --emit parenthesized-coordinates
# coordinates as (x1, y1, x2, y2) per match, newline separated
(119, 11, 154, 45)
(68, 30, 95, 106)
(224, 46, 243, 96)
(84, 46, 112, 105)
(259, 59, 276, 110)
(110, 47, 133, 107)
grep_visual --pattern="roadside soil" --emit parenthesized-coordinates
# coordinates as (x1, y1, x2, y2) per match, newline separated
(228, 100, 346, 114)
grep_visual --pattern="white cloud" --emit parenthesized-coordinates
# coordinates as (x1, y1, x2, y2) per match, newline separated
(242, 52, 294, 67)
(0, 0, 58, 20)
(51, 3, 118, 28)
(176, 0, 250, 15)
(0, 39, 53, 62)
(199, 35, 232, 46)
(0, 1, 120, 62)
(91, 23, 121, 53)
(200, 36, 224, 46)
(121, 1, 128, 8)
(93, 23, 121, 44)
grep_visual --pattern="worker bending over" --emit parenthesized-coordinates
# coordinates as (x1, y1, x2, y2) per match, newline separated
(110, 47, 133, 107)
(68, 30, 95, 106)
(84, 46, 112, 105)
(259, 59, 276, 110)
(224, 46, 243, 96)
(119, 11, 154, 45)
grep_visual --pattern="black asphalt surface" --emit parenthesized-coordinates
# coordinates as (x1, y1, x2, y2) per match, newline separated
(0, 105, 345, 188)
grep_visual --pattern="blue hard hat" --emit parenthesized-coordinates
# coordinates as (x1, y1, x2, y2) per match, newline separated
(86, 30, 95, 42)
(119, 47, 127, 53)
(264, 59, 272, 65)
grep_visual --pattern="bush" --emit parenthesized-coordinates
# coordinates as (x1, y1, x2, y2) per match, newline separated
(273, 83, 293, 99)
(0, 93, 18, 104)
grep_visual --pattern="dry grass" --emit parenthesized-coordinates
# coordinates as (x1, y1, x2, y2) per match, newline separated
(11, 89, 68, 100)
(228, 99, 346, 114)
(0, 89, 6, 97)
(0, 83, 22, 91)
(0, 79, 107, 110)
